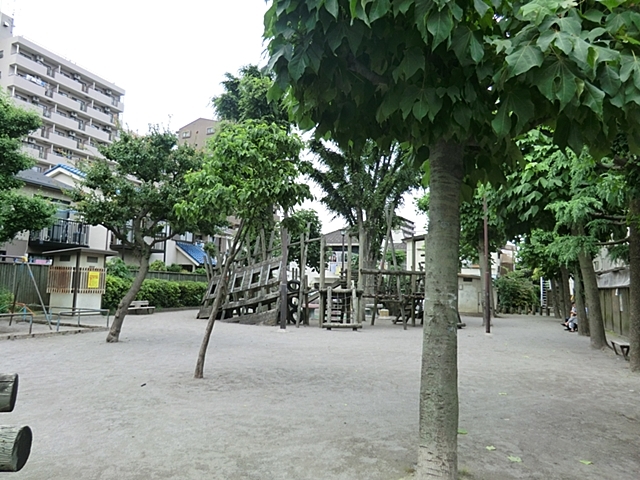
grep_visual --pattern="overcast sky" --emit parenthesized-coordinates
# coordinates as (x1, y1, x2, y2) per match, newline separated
(8, 0, 425, 233)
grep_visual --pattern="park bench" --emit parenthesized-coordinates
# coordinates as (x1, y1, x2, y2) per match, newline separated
(128, 300, 155, 315)
(611, 339, 630, 361)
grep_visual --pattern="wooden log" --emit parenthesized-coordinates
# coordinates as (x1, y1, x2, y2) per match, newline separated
(0, 425, 32, 472)
(0, 374, 18, 413)
(360, 268, 425, 276)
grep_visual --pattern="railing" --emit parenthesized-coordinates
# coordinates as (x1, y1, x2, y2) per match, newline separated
(29, 219, 90, 246)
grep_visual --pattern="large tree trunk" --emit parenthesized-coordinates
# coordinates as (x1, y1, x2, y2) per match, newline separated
(550, 277, 562, 319)
(577, 248, 608, 349)
(106, 249, 151, 343)
(628, 196, 640, 371)
(194, 222, 245, 379)
(417, 140, 463, 479)
(573, 267, 590, 337)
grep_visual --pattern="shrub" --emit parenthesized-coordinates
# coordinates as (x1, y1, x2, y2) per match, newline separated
(102, 275, 132, 310)
(167, 263, 183, 273)
(0, 288, 14, 313)
(106, 258, 133, 279)
(149, 260, 167, 272)
(176, 281, 208, 306)
(495, 270, 539, 312)
(194, 267, 207, 275)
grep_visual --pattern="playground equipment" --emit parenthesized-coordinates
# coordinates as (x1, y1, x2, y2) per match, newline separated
(0, 374, 32, 472)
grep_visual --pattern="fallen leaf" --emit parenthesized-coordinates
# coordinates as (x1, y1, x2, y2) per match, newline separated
(499, 392, 508, 396)
(486, 446, 496, 451)
(508, 455, 522, 463)
(580, 460, 593, 465)
(457, 429, 468, 435)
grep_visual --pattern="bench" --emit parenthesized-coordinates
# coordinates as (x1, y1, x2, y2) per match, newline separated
(128, 300, 155, 315)
(611, 339, 630, 361)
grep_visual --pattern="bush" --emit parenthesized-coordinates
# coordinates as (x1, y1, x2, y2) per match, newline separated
(0, 288, 14, 313)
(167, 263, 183, 273)
(103, 275, 208, 310)
(194, 267, 207, 275)
(149, 260, 167, 272)
(102, 275, 132, 310)
(106, 258, 133, 279)
(495, 270, 538, 312)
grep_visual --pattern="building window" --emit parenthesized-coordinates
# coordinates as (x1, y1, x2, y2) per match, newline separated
(87, 256, 98, 263)
(182, 131, 191, 138)
(206, 127, 214, 134)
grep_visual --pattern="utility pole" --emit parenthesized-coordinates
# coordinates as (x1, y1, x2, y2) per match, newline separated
(483, 194, 491, 333)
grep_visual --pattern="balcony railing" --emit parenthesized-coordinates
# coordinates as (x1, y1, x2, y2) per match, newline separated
(30, 219, 90, 247)
(110, 231, 166, 253)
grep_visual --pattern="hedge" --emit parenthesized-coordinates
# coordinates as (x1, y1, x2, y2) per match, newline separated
(102, 275, 208, 311)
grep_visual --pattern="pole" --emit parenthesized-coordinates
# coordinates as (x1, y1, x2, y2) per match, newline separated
(279, 217, 289, 330)
(483, 195, 491, 333)
(340, 229, 345, 279)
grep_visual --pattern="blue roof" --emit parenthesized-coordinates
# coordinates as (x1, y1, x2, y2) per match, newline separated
(44, 164, 86, 178)
(176, 242, 209, 266)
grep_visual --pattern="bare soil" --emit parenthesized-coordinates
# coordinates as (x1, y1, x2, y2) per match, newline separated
(2, 311, 638, 479)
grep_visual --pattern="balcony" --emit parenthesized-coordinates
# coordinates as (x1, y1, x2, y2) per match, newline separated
(85, 106, 113, 125)
(10, 96, 43, 115)
(12, 52, 48, 77)
(55, 73, 85, 94)
(49, 111, 80, 131)
(52, 91, 82, 112)
(30, 219, 90, 249)
(110, 231, 165, 254)
(84, 125, 110, 142)
(88, 87, 116, 108)
(49, 131, 80, 151)
(10, 74, 47, 98)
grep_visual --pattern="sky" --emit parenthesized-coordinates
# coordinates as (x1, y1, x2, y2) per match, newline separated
(8, 0, 426, 233)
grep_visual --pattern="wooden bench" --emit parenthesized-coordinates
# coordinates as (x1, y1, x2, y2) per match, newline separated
(611, 339, 630, 361)
(128, 300, 155, 315)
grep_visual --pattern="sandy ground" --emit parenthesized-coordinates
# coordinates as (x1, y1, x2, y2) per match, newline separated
(1, 310, 638, 480)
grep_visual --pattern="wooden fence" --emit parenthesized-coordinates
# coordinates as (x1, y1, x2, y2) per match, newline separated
(599, 287, 630, 337)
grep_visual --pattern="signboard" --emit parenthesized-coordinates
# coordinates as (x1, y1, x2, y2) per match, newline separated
(87, 271, 100, 289)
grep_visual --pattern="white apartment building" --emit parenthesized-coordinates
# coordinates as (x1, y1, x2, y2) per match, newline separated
(0, 12, 125, 172)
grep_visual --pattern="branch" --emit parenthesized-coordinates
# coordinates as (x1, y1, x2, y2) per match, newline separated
(592, 213, 626, 221)
(346, 53, 387, 87)
(598, 237, 629, 247)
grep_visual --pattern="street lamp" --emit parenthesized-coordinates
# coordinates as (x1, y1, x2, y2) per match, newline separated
(340, 229, 346, 279)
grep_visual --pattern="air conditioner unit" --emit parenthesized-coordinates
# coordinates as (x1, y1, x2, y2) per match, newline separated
(69, 112, 77, 118)
(27, 137, 36, 144)
(35, 55, 44, 62)
(104, 126, 112, 132)
(73, 74, 81, 81)
(104, 107, 110, 113)
(31, 96, 39, 102)
(105, 89, 112, 95)
(68, 132, 75, 137)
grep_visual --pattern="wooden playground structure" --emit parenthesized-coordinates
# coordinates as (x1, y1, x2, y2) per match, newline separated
(197, 210, 451, 331)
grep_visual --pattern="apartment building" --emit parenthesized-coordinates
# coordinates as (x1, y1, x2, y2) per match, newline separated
(0, 12, 125, 172)
(177, 118, 218, 149)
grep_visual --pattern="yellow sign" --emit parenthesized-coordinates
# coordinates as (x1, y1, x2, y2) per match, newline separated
(87, 271, 100, 289)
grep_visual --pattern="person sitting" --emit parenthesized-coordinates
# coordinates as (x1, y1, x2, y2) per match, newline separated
(564, 303, 578, 332)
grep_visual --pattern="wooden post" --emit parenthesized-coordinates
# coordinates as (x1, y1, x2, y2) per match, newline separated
(0, 426, 32, 472)
(0, 375, 18, 413)
(297, 229, 306, 328)
(279, 221, 289, 330)
(0, 373, 32, 472)
(319, 237, 326, 327)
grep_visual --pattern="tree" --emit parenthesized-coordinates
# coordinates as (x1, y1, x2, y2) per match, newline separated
(212, 65, 289, 127)
(264, 1, 640, 477)
(73, 130, 219, 343)
(306, 140, 421, 275)
(288, 208, 324, 271)
(0, 95, 55, 243)
(176, 120, 311, 378)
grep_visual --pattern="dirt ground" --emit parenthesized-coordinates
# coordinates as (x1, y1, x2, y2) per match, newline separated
(2, 310, 638, 480)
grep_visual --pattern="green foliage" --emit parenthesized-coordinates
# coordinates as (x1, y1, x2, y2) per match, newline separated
(177, 121, 311, 230)
(102, 275, 132, 310)
(212, 65, 289, 127)
(0, 93, 55, 242)
(385, 249, 406, 268)
(74, 129, 223, 260)
(106, 258, 133, 279)
(149, 260, 167, 272)
(0, 288, 13, 313)
(495, 270, 539, 312)
(102, 276, 207, 310)
(194, 267, 207, 275)
(166, 263, 183, 273)
(287, 209, 324, 271)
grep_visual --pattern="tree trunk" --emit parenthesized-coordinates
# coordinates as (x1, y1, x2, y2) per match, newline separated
(573, 267, 590, 337)
(560, 265, 572, 318)
(577, 249, 608, 349)
(0, 426, 31, 472)
(477, 240, 490, 323)
(106, 249, 151, 343)
(417, 140, 463, 479)
(550, 277, 562, 319)
(628, 196, 640, 371)
(194, 222, 245, 379)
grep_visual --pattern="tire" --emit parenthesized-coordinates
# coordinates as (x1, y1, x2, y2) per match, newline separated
(287, 280, 301, 292)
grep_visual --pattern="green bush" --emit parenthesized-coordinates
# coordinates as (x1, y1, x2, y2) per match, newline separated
(103, 275, 208, 310)
(495, 270, 539, 312)
(167, 263, 183, 273)
(0, 288, 14, 313)
(194, 267, 207, 275)
(106, 258, 133, 279)
(102, 275, 132, 310)
(149, 260, 167, 272)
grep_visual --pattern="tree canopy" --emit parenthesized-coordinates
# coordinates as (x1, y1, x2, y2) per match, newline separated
(0, 95, 55, 243)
